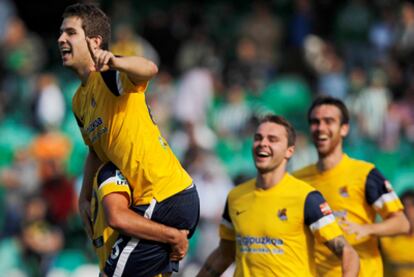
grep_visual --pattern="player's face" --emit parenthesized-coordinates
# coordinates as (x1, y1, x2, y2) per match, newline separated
(58, 16, 91, 69)
(253, 122, 294, 174)
(309, 104, 349, 157)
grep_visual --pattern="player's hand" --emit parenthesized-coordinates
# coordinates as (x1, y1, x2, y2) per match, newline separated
(340, 219, 372, 240)
(170, 229, 189, 261)
(86, 37, 115, 72)
(79, 198, 93, 239)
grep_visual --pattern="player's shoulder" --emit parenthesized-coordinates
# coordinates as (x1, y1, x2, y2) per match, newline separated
(292, 164, 317, 179)
(344, 154, 375, 172)
(228, 178, 256, 199)
(287, 174, 316, 195)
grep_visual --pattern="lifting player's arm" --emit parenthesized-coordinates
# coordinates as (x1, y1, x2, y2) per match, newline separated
(324, 235, 359, 277)
(85, 37, 158, 84)
(197, 239, 235, 277)
(79, 147, 102, 238)
(341, 211, 409, 239)
(102, 192, 189, 261)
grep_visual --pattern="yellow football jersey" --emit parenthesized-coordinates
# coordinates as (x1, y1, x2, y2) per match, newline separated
(90, 162, 132, 270)
(294, 154, 404, 277)
(381, 235, 414, 277)
(72, 70, 192, 205)
(220, 174, 343, 277)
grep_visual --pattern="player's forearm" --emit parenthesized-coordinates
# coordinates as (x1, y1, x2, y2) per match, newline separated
(197, 244, 234, 277)
(80, 149, 101, 202)
(367, 211, 410, 237)
(324, 235, 359, 277)
(111, 56, 158, 83)
(106, 206, 182, 243)
(341, 243, 359, 277)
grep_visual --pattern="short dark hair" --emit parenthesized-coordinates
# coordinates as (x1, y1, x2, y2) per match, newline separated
(62, 3, 111, 50)
(307, 96, 349, 125)
(258, 114, 296, 147)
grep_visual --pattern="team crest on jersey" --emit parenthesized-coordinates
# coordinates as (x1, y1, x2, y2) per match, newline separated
(319, 202, 332, 216)
(339, 186, 349, 197)
(277, 208, 288, 221)
(384, 180, 394, 192)
(115, 170, 128, 185)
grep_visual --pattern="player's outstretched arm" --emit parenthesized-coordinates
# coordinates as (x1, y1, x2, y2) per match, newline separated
(109, 55, 158, 84)
(86, 37, 158, 84)
(341, 211, 409, 240)
(197, 239, 235, 277)
(325, 235, 359, 277)
(102, 192, 189, 261)
(79, 148, 102, 238)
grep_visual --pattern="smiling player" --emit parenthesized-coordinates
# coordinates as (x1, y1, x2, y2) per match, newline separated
(198, 114, 359, 277)
(294, 96, 409, 277)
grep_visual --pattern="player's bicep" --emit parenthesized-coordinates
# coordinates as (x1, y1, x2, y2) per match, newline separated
(305, 191, 343, 243)
(365, 168, 403, 218)
(219, 239, 236, 259)
(102, 192, 130, 213)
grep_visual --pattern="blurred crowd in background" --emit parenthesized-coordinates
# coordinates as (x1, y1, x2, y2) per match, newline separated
(1, 0, 414, 276)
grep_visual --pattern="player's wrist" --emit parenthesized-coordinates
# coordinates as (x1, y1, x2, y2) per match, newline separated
(364, 224, 375, 236)
(108, 55, 122, 70)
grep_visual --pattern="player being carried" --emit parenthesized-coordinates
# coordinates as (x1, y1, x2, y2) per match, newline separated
(58, 3, 200, 276)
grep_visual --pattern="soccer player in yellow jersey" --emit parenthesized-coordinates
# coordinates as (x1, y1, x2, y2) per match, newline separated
(381, 190, 414, 277)
(294, 96, 410, 277)
(197, 115, 359, 277)
(58, 3, 199, 276)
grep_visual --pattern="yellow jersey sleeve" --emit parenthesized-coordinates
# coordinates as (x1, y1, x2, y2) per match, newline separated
(219, 199, 236, 241)
(365, 168, 403, 218)
(118, 71, 148, 94)
(96, 162, 132, 206)
(305, 191, 343, 242)
(100, 70, 148, 96)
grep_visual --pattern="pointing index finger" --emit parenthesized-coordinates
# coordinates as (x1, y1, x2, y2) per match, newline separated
(86, 37, 96, 61)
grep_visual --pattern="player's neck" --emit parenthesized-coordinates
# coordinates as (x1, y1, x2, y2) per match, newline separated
(317, 146, 343, 172)
(74, 66, 92, 86)
(69, 58, 94, 85)
(256, 164, 287, 190)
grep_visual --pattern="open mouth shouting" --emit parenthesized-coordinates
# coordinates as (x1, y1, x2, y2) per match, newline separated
(314, 133, 329, 146)
(255, 149, 271, 162)
(60, 46, 72, 62)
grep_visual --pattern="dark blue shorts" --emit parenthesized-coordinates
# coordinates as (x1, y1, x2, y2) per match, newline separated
(104, 184, 199, 277)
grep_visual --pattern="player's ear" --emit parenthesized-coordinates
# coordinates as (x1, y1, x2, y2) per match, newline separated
(88, 35, 103, 49)
(285, 145, 295, 160)
(340, 123, 349, 137)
